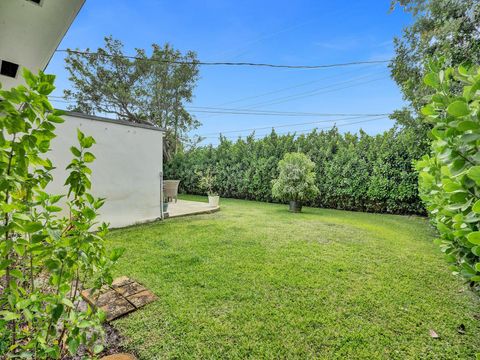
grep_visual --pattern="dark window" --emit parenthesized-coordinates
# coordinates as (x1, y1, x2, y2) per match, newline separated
(0, 61, 19, 78)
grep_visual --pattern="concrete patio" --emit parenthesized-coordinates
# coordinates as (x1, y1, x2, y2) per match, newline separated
(165, 199, 220, 218)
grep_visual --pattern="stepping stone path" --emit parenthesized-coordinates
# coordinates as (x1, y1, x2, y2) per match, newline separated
(81, 276, 157, 321)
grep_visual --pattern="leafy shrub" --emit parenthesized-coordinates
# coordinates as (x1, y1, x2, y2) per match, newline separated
(196, 167, 217, 196)
(0, 70, 122, 358)
(165, 126, 426, 214)
(416, 62, 480, 291)
(272, 152, 319, 203)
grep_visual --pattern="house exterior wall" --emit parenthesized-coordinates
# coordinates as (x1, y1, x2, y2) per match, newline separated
(0, 0, 85, 89)
(47, 112, 164, 228)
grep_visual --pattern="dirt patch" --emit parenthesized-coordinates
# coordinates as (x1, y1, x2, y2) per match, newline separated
(65, 322, 127, 359)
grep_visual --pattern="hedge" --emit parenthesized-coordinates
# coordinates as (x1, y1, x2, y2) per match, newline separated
(165, 126, 427, 214)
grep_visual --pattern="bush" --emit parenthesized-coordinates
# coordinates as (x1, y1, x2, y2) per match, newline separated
(196, 167, 217, 196)
(416, 62, 480, 292)
(165, 126, 426, 214)
(272, 152, 319, 204)
(0, 70, 123, 358)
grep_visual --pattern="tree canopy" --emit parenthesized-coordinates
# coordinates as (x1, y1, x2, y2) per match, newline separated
(64, 36, 200, 160)
(390, 0, 480, 131)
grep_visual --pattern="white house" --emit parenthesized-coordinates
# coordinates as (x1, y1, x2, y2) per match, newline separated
(1, 0, 165, 227)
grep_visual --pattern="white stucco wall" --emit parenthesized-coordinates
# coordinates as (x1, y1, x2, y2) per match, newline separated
(0, 0, 85, 89)
(47, 112, 164, 228)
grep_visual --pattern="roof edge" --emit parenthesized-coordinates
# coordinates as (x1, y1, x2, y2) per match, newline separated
(64, 111, 165, 132)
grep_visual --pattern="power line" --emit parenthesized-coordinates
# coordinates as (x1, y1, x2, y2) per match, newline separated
(47, 96, 390, 117)
(206, 63, 383, 108)
(190, 72, 388, 117)
(49, 74, 389, 116)
(55, 49, 390, 69)
(187, 107, 389, 117)
(244, 75, 388, 108)
(202, 117, 389, 141)
(47, 97, 389, 118)
(198, 115, 386, 137)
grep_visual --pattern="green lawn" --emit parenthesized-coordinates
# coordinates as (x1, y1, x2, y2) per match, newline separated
(107, 196, 480, 359)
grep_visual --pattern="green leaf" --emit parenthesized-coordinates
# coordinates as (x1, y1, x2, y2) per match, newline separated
(37, 82, 55, 95)
(22, 68, 36, 88)
(61, 298, 74, 308)
(443, 181, 462, 192)
(457, 121, 479, 131)
(77, 320, 91, 328)
(13, 243, 25, 256)
(467, 232, 480, 245)
(77, 129, 85, 142)
(421, 104, 436, 116)
(83, 152, 96, 163)
(23, 222, 44, 233)
(447, 101, 469, 117)
(68, 339, 79, 355)
(472, 246, 480, 256)
(47, 114, 64, 124)
(424, 73, 439, 88)
(94, 344, 104, 354)
(80, 136, 95, 149)
(473, 200, 480, 213)
(467, 166, 480, 184)
(10, 269, 24, 279)
(70, 146, 82, 157)
(0, 311, 21, 321)
(52, 304, 64, 322)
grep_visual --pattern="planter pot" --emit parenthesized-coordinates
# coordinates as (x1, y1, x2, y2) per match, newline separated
(289, 200, 302, 213)
(162, 202, 169, 212)
(208, 195, 220, 207)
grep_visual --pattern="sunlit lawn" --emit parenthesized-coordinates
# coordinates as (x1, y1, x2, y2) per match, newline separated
(107, 195, 480, 359)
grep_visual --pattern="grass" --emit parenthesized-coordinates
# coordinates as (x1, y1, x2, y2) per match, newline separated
(107, 196, 480, 359)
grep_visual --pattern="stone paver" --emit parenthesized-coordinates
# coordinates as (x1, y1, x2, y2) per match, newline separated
(81, 277, 157, 321)
(127, 289, 158, 308)
(115, 282, 147, 297)
(100, 354, 136, 360)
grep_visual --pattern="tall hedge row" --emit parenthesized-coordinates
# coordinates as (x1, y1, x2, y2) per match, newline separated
(165, 126, 427, 214)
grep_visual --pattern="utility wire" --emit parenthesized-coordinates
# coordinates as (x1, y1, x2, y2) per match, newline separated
(186, 106, 389, 117)
(47, 96, 390, 118)
(48, 96, 389, 117)
(202, 117, 389, 141)
(206, 63, 382, 108)
(55, 49, 390, 69)
(198, 115, 386, 137)
(188, 71, 388, 118)
(244, 75, 388, 108)
(48, 74, 388, 116)
(187, 109, 389, 117)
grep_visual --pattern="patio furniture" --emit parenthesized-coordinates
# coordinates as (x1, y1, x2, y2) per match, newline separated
(163, 180, 180, 203)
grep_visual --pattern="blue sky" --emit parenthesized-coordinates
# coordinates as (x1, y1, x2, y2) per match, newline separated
(46, 0, 413, 145)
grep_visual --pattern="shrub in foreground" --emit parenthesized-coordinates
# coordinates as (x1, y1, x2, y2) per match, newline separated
(416, 62, 480, 292)
(0, 70, 122, 358)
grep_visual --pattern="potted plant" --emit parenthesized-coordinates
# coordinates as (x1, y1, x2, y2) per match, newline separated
(198, 168, 220, 207)
(271, 152, 319, 213)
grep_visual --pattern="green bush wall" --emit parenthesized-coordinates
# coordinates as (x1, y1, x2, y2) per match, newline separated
(165, 126, 427, 214)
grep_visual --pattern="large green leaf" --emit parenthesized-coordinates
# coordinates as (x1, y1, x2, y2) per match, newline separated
(467, 166, 480, 184)
(447, 101, 469, 117)
(467, 232, 480, 245)
(473, 200, 480, 213)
